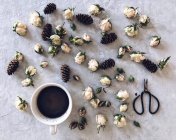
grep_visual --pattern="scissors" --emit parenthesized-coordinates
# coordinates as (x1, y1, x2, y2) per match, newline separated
(133, 79, 160, 115)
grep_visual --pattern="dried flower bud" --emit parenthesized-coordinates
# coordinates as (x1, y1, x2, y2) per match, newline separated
(69, 36, 84, 46)
(130, 51, 145, 63)
(113, 114, 127, 127)
(13, 21, 27, 36)
(69, 121, 78, 129)
(82, 33, 91, 43)
(34, 43, 44, 54)
(30, 11, 43, 27)
(48, 46, 59, 57)
(96, 114, 107, 133)
(124, 7, 138, 19)
(79, 117, 87, 126)
(25, 66, 37, 76)
(15, 96, 28, 111)
(75, 51, 86, 64)
(89, 4, 104, 16)
(88, 59, 99, 72)
(139, 15, 150, 27)
(83, 86, 94, 101)
(158, 56, 171, 70)
(78, 123, 85, 130)
(150, 36, 161, 47)
(100, 75, 111, 86)
(95, 87, 102, 94)
(120, 103, 128, 112)
(128, 75, 135, 82)
(124, 24, 139, 37)
(89, 98, 100, 108)
(61, 43, 71, 53)
(116, 90, 129, 101)
(15, 51, 24, 62)
(50, 34, 62, 46)
(115, 74, 125, 82)
(99, 18, 112, 32)
(21, 78, 33, 87)
(40, 61, 48, 68)
(55, 25, 67, 38)
(64, 8, 74, 20)
(78, 107, 86, 117)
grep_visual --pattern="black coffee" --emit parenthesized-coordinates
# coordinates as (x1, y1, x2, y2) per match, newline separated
(37, 86, 69, 118)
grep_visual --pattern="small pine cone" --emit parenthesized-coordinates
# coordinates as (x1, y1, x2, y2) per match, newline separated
(142, 59, 158, 73)
(41, 23, 52, 40)
(100, 58, 115, 70)
(76, 14, 93, 25)
(101, 33, 117, 44)
(44, 3, 56, 14)
(98, 101, 111, 107)
(69, 121, 78, 130)
(7, 59, 19, 75)
(61, 64, 71, 82)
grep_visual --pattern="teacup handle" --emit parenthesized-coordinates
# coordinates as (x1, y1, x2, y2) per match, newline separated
(50, 125, 57, 135)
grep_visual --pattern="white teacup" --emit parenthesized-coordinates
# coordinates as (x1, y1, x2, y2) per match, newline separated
(31, 83, 72, 135)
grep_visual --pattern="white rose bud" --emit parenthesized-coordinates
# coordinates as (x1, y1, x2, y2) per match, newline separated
(69, 36, 84, 46)
(99, 18, 112, 32)
(30, 11, 43, 27)
(89, 4, 104, 16)
(82, 33, 91, 43)
(124, 24, 139, 37)
(100, 76, 111, 86)
(89, 98, 100, 108)
(139, 15, 150, 26)
(83, 86, 94, 100)
(15, 96, 28, 111)
(61, 43, 71, 53)
(50, 34, 62, 46)
(75, 51, 86, 64)
(115, 74, 125, 81)
(130, 52, 145, 63)
(113, 114, 127, 127)
(96, 114, 107, 126)
(55, 25, 67, 37)
(88, 59, 99, 72)
(150, 36, 161, 47)
(13, 22, 27, 36)
(15, 51, 24, 62)
(116, 90, 129, 101)
(21, 78, 33, 87)
(120, 104, 128, 112)
(25, 66, 37, 76)
(124, 7, 138, 19)
(64, 8, 74, 20)
(34, 43, 44, 54)
(40, 61, 48, 68)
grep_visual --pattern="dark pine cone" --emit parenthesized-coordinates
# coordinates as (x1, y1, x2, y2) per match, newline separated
(7, 59, 19, 75)
(76, 14, 93, 25)
(61, 64, 71, 83)
(44, 3, 56, 14)
(101, 33, 117, 44)
(69, 121, 78, 130)
(142, 59, 158, 73)
(41, 23, 52, 41)
(100, 58, 115, 70)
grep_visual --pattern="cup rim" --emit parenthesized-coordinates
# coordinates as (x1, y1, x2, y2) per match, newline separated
(30, 83, 72, 126)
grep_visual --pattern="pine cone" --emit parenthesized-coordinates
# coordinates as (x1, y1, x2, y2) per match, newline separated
(76, 14, 93, 25)
(142, 59, 158, 73)
(61, 64, 71, 82)
(100, 58, 115, 70)
(101, 33, 117, 44)
(7, 59, 19, 75)
(41, 23, 52, 41)
(44, 3, 56, 14)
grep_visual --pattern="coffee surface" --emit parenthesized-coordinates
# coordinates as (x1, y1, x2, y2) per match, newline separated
(37, 86, 69, 118)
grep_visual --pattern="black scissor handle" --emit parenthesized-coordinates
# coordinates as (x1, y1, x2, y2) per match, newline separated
(133, 93, 145, 115)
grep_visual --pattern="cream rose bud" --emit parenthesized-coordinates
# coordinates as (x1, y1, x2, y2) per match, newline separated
(115, 74, 125, 81)
(83, 86, 94, 100)
(30, 11, 43, 27)
(124, 7, 138, 18)
(15, 96, 28, 111)
(13, 22, 27, 36)
(99, 18, 112, 32)
(114, 114, 127, 127)
(120, 104, 128, 112)
(61, 43, 71, 53)
(96, 114, 107, 126)
(50, 35, 62, 46)
(34, 43, 44, 54)
(116, 90, 129, 101)
(130, 52, 145, 63)
(15, 51, 24, 62)
(82, 33, 91, 42)
(55, 25, 67, 38)
(25, 66, 37, 76)
(64, 8, 74, 20)
(100, 76, 111, 86)
(89, 4, 104, 16)
(88, 59, 99, 72)
(40, 61, 48, 68)
(150, 36, 161, 47)
(139, 15, 150, 26)
(21, 78, 33, 87)
(90, 98, 100, 108)
(124, 24, 139, 37)
(75, 52, 86, 64)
